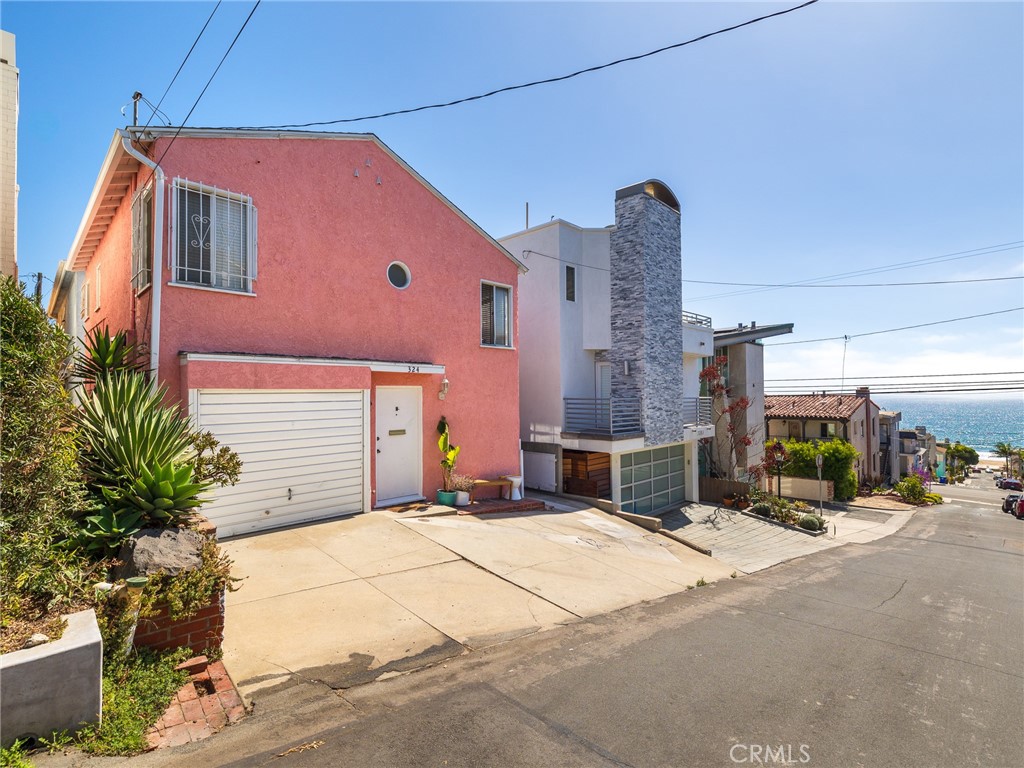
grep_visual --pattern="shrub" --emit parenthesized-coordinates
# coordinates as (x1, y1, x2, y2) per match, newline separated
(750, 502, 773, 517)
(784, 439, 859, 500)
(798, 514, 824, 531)
(0, 277, 92, 622)
(894, 475, 926, 504)
(924, 492, 944, 505)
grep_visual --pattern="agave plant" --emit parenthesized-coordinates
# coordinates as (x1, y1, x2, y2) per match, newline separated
(113, 460, 212, 524)
(76, 370, 196, 487)
(76, 503, 146, 556)
(73, 326, 144, 386)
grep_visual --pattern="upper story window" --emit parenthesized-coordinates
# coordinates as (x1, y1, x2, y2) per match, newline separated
(173, 179, 257, 293)
(820, 422, 836, 439)
(80, 281, 90, 321)
(481, 281, 512, 348)
(131, 185, 153, 293)
(565, 264, 576, 302)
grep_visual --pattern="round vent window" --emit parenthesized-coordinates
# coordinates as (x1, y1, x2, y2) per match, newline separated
(387, 261, 411, 290)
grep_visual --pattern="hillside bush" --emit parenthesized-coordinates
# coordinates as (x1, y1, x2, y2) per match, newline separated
(894, 475, 927, 504)
(0, 277, 92, 626)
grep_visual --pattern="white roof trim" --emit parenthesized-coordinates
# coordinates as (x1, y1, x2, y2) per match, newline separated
(181, 352, 445, 375)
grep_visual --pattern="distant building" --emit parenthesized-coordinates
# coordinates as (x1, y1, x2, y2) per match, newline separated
(878, 410, 901, 484)
(765, 387, 882, 485)
(0, 30, 18, 278)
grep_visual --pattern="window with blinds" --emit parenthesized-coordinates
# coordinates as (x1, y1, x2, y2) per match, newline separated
(131, 186, 153, 293)
(173, 179, 257, 293)
(565, 264, 576, 302)
(481, 282, 511, 347)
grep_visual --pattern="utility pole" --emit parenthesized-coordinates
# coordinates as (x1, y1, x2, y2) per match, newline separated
(34, 272, 42, 304)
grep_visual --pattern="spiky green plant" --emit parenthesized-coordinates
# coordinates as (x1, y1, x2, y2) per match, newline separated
(73, 326, 144, 386)
(76, 504, 147, 556)
(115, 461, 211, 523)
(76, 371, 196, 486)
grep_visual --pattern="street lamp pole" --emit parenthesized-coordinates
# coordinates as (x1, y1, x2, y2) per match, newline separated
(816, 453, 824, 517)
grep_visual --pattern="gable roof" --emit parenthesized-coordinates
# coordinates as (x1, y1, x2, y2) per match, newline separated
(67, 127, 526, 273)
(765, 393, 868, 421)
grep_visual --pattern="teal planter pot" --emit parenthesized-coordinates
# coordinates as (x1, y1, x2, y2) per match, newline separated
(436, 490, 458, 506)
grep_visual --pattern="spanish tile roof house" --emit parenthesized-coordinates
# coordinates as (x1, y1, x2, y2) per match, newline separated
(49, 127, 526, 537)
(765, 388, 882, 484)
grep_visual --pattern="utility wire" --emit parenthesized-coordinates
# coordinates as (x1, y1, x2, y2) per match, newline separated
(688, 242, 1022, 301)
(142, 0, 260, 188)
(764, 307, 1024, 346)
(685, 275, 1021, 288)
(766, 371, 1024, 381)
(224, 0, 820, 129)
(138, 95, 172, 126)
(139, 1, 222, 133)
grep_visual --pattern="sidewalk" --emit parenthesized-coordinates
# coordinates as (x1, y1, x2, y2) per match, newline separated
(657, 500, 915, 573)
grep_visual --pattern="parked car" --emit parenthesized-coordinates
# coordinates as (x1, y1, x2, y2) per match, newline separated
(1003, 493, 1021, 513)
(995, 476, 1005, 488)
(1016, 497, 1024, 519)
(1003, 479, 1023, 492)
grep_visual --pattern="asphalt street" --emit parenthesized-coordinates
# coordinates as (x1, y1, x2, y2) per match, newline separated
(111, 496, 1024, 768)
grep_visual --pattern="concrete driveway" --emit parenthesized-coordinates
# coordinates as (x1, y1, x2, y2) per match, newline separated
(220, 504, 732, 701)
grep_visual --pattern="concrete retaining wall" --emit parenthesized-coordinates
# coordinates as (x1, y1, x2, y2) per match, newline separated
(0, 609, 102, 747)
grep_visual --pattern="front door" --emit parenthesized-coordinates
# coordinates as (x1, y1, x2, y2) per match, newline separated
(375, 386, 422, 506)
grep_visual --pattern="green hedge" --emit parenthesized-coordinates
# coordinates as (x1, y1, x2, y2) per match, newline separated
(783, 438, 859, 501)
(0, 277, 91, 620)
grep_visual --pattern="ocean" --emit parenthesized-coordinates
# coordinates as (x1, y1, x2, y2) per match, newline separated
(875, 395, 1024, 455)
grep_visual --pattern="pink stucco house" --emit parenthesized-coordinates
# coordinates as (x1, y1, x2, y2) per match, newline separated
(50, 127, 524, 537)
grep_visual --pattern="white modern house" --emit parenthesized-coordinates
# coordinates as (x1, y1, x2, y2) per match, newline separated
(705, 321, 793, 481)
(500, 180, 714, 515)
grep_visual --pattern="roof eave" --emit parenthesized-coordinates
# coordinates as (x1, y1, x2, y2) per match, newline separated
(67, 131, 139, 272)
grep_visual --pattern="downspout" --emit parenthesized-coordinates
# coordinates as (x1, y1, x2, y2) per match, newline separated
(119, 130, 163, 380)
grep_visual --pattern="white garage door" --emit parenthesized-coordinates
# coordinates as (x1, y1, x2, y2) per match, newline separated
(195, 390, 365, 538)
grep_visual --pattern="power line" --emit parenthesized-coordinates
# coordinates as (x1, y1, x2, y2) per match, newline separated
(766, 371, 1024, 381)
(687, 242, 1023, 301)
(685, 275, 1021, 288)
(139, 1, 222, 133)
(143, 1, 261, 187)
(224, 0, 820, 130)
(764, 307, 1024, 346)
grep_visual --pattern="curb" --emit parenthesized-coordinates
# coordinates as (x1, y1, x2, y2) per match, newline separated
(736, 508, 827, 537)
(657, 527, 713, 557)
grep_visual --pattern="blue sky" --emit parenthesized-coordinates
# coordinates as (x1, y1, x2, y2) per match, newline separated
(4, 0, 1023, 403)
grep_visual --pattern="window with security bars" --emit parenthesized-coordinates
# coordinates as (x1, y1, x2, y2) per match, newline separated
(481, 282, 511, 347)
(131, 186, 153, 293)
(173, 179, 257, 293)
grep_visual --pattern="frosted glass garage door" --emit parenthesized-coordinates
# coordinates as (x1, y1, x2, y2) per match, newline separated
(619, 444, 686, 515)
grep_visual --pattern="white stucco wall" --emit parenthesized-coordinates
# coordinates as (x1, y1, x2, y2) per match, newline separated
(501, 221, 613, 444)
(503, 223, 563, 443)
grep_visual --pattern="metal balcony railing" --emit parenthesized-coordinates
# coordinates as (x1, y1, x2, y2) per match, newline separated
(681, 311, 713, 328)
(682, 396, 713, 427)
(564, 397, 643, 436)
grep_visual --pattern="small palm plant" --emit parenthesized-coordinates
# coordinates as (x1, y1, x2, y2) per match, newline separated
(437, 418, 461, 493)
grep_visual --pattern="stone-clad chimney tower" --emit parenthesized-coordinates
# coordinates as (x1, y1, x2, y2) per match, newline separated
(608, 180, 685, 447)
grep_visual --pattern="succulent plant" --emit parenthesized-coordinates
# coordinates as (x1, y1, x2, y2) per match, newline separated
(116, 461, 212, 523)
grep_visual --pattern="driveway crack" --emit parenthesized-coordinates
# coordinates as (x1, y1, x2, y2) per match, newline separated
(877, 578, 908, 610)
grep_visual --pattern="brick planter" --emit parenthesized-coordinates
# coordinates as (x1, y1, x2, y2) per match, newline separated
(133, 587, 225, 656)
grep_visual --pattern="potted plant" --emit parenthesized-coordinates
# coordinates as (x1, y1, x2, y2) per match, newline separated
(451, 473, 475, 507)
(436, 417, 460, 506)
(722, 492, 737, 508)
